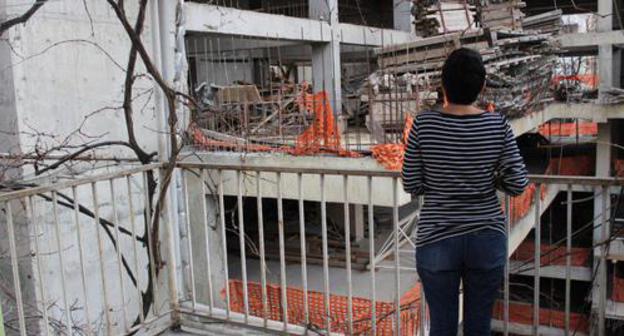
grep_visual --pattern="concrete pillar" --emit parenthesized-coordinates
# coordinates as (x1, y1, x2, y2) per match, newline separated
(394, 0, 413, 32)
(593, 122, 612, 335)
(353, 204, 365, 242)
(184, 169, 227, 310)
(598, 0, 613, 101)
(309, 0, 342, 115)
(593, 2, 614, 333)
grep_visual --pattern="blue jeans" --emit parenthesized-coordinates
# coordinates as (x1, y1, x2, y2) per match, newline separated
(416, 229, 506, 336)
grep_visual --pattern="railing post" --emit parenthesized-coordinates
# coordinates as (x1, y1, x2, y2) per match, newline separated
(565, 185, 572, 336)
(533, 184, 542, 336)
(0, 301, 4, 336)
(504, 196, 511, 336)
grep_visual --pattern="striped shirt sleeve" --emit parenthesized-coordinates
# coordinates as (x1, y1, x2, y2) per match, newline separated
(402, 119, 425, 195)
(496, 119, 529, 196)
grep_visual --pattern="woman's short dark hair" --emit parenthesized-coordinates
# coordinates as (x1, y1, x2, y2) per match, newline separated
(441, 48, 486, 105)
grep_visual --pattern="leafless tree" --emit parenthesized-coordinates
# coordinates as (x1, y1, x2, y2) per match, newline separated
(1, 0, 197, 333)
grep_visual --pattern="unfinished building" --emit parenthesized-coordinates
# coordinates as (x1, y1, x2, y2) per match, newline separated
(1, 0, 624, 335)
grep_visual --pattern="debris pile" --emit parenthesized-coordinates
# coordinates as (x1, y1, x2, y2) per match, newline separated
(522, 9, 563, 33)
(370, 27, 559, 120)
(601, 87, 624, 105)
(477, 0, 525, 30)
(412, 0, 478, 37)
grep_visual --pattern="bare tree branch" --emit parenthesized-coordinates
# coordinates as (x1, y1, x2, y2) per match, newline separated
(0, 0, 49, 36)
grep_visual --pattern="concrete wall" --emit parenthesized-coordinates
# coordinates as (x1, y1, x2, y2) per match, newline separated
(4, 0, 160, 161)
(0, 1, 172, 334)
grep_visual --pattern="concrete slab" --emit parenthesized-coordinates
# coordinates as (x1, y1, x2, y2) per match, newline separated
(510, 103, 624, 137)
(185, 152, 411, 207)
(509, 261, 592, 281)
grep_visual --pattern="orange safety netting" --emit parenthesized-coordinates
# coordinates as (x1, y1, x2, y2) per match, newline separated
(224, 280, 422, 335)
(613, 274, 624, 302)
(511, 241, 590, 267)
(545, 155, 595, 176)
(615, 160, 624, 177)
(492, 301, 589, 333)
(552, 74, 599, 89)
(371, 116, 414, 171)
(539, 122, 598, 138)
(505, 155, 595, 224)
(505, 183, 547, 225)
(293, 90, 359, 158)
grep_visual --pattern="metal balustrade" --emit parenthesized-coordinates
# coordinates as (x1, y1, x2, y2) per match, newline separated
(1, 162, 622, 335)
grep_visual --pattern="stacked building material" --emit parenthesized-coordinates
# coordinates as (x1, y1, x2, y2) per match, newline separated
(522, 9, 563, 34)
(600, 87, 624, 105)
(477, 0, 526, 30)
(370, 28, 558, 121)
(412, 0, 478, 37)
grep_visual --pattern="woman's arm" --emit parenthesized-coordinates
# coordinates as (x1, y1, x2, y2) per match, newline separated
(496, 120, 529, 196)
(402, 120, 425, 195)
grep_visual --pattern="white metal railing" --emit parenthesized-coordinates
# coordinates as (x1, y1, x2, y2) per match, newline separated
(1, 162, 623, 335)
(0, 163, 172, 336)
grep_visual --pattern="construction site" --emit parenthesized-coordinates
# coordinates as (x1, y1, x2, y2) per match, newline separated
(1, 0, 624, 335)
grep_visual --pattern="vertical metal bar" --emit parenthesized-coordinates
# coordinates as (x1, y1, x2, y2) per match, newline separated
(277, 172, 289, 330)
(28, 196, 52, 336)
(533, 184, 541, 336)
(320, 174, 332, 333)
(126, 175, 145, 325)
(504, 196, 511, 336)
(109, 179, 128, 330)
(393, 178, 401, 335)
(256, 172, 268, 326)
(343, 175, 354, 335)
(142, 172, 158, 316)
(565, 185, 572, 335)
(182, 171, 197, 310)
(200, 169, 215, 313)
(298, 172, 310, 328)
(218, 170, 231, 319)
(92, 183, 112, 333)
(51, 192, 72, 335)
(4, 202, 27, 336)
(70, 187, 93, 333)
(368, 176, 377, 335)
(236, 170, 250, 321)
(599, 185, 608, 336)
(418, 194, 427, 336)
(0, 299, 5, 336)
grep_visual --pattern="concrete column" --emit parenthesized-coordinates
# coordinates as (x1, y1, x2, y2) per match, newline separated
(309, 0, 342, 115)
(598, 0, 614, 101)
(184, 170, 227, 310)
(592, 122, 612, 335)
(353, 204, 365, 242)
(394, 0, 413, 32)
(593, 2, 614, 333)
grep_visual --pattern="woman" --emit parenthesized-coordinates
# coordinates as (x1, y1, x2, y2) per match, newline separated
(402, 48, 529, 336)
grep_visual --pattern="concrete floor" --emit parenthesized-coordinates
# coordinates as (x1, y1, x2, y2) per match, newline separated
(229, 251, 420, 303)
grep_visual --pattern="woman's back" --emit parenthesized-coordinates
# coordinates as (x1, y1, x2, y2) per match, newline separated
(402, 109, 528, 247)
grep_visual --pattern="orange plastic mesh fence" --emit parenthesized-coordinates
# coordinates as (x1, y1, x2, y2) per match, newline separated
(224, 280, 422, 335)
(613, 274, 624, 302)
(293, 90, 359, 158)
(492, 301, 589, 333)
(616, 160, 624, 177)
(539, 122, 598, 138)
(511, 241, 590, 267)
(371, 116, 414, 171)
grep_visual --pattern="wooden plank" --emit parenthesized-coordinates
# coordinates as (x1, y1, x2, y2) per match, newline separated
(379, 40, 490, 67)
(376, 29, 484, 56)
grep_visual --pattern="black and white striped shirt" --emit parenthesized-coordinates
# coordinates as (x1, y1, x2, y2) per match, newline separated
(402, 109, 529, 247)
